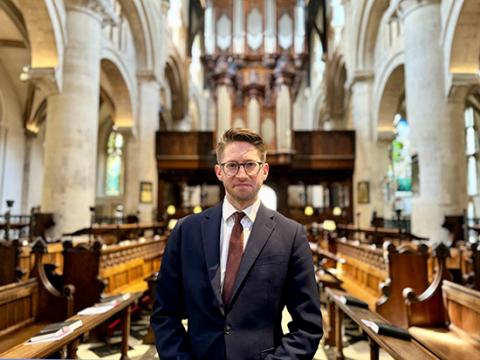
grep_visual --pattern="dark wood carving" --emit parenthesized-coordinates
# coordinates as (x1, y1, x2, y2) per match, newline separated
(376, 242, 429, 328)
(29, 239, 74, 323)
(0, 240, 22, 285)
(62, 240, 105, 314)
(403, 242, 452, 327)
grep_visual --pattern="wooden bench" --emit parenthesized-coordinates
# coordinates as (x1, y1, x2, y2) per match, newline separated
(325, 287, 438, 360)
(336, 224, 427, 247)
(63, 237, 166, 313)
(0, 240, 74, 354)
(0, 292, 142, 359)
(100, 258, 147, 294)
(376, 242, 429, 328)
(335, 239, 387, 308)
(335, 239, 429, 314)
(403, 243, 480, 360)
(0, 239, 21, 285)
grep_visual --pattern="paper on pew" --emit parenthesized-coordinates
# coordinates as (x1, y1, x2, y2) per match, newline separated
(78, 304, 115, 315)
(27, 328, 74, 344)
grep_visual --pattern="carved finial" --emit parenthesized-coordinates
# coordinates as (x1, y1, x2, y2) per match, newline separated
(31, 238, 48, 254)
(433, 242, 450, 259)
(417, 242, 429, 255)
(63, 239, 73, 250)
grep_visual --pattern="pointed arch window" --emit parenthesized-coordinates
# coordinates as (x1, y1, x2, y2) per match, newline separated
(105, 129, 124, 196)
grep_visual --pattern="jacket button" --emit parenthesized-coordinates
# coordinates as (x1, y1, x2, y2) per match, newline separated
(224, 325, 231, 335)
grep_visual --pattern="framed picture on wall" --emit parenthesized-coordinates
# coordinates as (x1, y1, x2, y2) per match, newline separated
(357, 181, 370, 204)
(140, 181, 153, 204)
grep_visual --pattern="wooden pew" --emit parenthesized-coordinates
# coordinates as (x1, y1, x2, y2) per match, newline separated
(335, 239, 387, 308)
(0, 239, 22, 285)
(17, 241, 64, 281)
(336, 224, 427, 247)
(403, 243, 480, 359)
(334, 239, 430, 326)
(63, 237, 166, 313)
(325, 287, 438, 360)
(376, 242, 429, 328)
(63, 222, 165, 245)
(0, 240, 74, 354)
(0, 292, 142, 359)
(463, 242, 480, 290)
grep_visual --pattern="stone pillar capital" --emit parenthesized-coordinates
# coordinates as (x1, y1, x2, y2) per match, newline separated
(398, 0, 440, 20)
(137, 69, 160, 84)
(346, 69, 373, 91)
(65, 0, 119, 25)
(22, 66, 62, 97)
(446, 72, 478, 101)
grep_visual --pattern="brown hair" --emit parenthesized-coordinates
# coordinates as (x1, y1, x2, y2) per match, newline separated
(216, 128, 267, 163)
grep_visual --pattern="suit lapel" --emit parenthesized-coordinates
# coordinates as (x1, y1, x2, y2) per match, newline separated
(201, 203, 223, 311)
(230, 204, 275, 306)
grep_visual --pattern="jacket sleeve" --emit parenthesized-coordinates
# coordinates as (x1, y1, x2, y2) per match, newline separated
(150, 219, 194, 360)
(267, 223, 323, 359)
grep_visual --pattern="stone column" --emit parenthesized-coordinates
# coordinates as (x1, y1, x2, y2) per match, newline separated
(41, 0, 115, 237)
(351, 74, 390, 228)
(294, 0, 305, 54)
(233, 0, 244, 54)
(204, 0, 215, 55)
(264, 0, 276, 54)
(124, 75, 160, 222)
(217, 85, 232, 139)
(400, 0, 467, 241)
(273, 59, 295, 153)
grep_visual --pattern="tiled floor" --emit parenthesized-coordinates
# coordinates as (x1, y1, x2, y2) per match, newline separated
(77, 308, 393, 360)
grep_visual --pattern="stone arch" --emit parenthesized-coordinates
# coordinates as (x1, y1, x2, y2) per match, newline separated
(442, 0, 480, 94)
(326, 52, 347, 122)
(119, 0, 155, 73)
(100, 46, 136, 129)
(373, 52, 405, 138)
(353, 0, 389, 71)
(16, 0, 65, 68)
(165, 55, 188, 122)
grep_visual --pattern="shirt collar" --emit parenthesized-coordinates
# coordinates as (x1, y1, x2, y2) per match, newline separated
(222, 196, 261, 224)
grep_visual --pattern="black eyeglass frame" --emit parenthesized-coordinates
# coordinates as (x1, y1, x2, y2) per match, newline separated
(219, 161, 264, 176)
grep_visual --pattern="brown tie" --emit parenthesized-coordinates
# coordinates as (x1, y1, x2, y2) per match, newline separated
(222, 211, 246, 306)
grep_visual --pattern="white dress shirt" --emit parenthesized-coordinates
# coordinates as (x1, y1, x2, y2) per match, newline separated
(219, 197, 261, 289)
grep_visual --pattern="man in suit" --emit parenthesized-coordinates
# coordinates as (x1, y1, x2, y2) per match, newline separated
(151, 128, 323, 359)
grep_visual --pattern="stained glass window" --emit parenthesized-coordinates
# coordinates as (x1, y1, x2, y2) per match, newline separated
(464, 105, 480, 242)
(105, 130, 124, 196)
(392, 115, 411, 192)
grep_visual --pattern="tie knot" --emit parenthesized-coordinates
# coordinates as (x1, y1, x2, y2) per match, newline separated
(233, 211, 245, 224)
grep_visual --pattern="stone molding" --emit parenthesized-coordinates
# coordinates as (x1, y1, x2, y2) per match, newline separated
(23, 66, 62, 96)
(346, 69, 374, 90)
(398, 0, 441, 20)
(136, 69, 160, 83)
(446, 72, 479, 100)
(65, 0, 119, 25)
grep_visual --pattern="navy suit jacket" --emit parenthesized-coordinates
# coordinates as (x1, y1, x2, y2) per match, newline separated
(151, 202, 323, 360)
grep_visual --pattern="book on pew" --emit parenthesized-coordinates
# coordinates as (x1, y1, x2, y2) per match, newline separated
(78, 293, 131, 315)
(29, 319, 83, 343)
(361, 319, 411, 341)
(98, 293, 130, 306)
(340, 295, 369, 309)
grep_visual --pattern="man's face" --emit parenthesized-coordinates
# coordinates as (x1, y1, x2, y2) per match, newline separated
(215, 141, 269, 209)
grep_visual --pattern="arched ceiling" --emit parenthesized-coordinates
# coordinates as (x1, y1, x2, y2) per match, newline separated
(0, 1, 29, 107)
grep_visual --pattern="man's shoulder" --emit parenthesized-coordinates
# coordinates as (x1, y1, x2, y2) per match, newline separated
(263, 206, 301, 229)
(179, 204, 222, 226)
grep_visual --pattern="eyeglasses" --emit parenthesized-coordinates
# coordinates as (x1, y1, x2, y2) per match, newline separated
(220, 161, 264, 176)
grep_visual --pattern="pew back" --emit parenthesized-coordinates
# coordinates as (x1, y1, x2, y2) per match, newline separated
(0, 279, 38, 338)
(443, 280, 480, 344)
